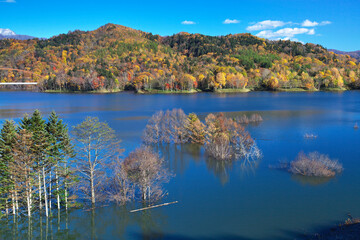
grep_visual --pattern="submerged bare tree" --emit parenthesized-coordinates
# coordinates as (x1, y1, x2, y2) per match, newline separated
(289, 152, 343, 177)
(107, 157, 135, 205)
(205, 134, 233, 160)
(143, 109, 188, 144)
(122, 147, 171, 202)
(205, 113, 259, 161)
(72, 117, 123, 206)
(236, 114, 263, 124)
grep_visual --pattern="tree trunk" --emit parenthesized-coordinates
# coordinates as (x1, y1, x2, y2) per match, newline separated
(142, 186, 147, 200)
(38, 173, 42, 211)
(12, 190, 16, 215)
(56, 169, 60, 210)
(43, 167, 49, 217)
(29, 180, 32, 216)
(64, 182, 68, 211)
(5, 201, 8, 216)
(15, 188, 18, 212)
(26, 182, 31, 217)
(90, 170, 95, 205)
(64, 162, 68, 211)
(49, 170, 52, 213)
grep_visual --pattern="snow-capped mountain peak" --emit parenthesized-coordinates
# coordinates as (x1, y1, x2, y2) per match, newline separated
(0, 28, 16, 36)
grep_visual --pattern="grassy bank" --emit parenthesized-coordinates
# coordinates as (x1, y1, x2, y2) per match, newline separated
(214, 88, 251, 93)
(41, 87, 351, 94)
(322, 87, 347, 91)
(276, 88, 319, 92)
(137, 89, 200, 94)
(44, 89, 123, 94)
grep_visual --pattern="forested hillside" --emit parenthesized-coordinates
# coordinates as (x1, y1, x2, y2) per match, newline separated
(1, 23, 359, 92)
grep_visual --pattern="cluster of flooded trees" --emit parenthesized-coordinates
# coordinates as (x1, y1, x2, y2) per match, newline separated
(143, 109, 262, 161)
(0, 111, 74, 218)
(0, 111, 171, 219)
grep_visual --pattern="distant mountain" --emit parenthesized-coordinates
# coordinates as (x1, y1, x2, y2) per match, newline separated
(0, 28, 38, 40)
(0, 23, 359, 92)
(329, 49, 360, 61)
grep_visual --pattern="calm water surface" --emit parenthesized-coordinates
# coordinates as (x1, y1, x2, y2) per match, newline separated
(0, 91, 360, 239)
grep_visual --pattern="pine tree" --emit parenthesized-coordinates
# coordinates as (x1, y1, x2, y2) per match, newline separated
(46, 111, 74, 211)
(21, 110, 51, 216)
(0, 120, 17, 216)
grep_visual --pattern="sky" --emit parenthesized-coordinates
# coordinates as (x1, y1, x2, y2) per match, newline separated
(0, 0, 359, 51)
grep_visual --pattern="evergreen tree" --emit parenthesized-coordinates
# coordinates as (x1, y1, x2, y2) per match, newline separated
(46, 111, 74, 210)
(0, 120, 16, 216)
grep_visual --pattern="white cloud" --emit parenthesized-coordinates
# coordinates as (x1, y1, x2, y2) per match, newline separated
(308, 29, 315, 35)
(256, 28, 315, 39)
(247, 20, 286, 31)
(181, 20, 196, 25)
(302, 19, 331, 27)
(1, 0, 16, 2)
(320, 20, 331, 26)
(302, 19, 318, 27)
(223, 19, 240, 24)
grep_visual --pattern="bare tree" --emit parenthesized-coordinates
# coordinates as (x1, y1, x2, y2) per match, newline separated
(72, 117, 123, 206)
(106, 157, 135, 205)
(122, 146, 171, 202)
(289, 152, 343, 177)
(205, 113, 260, 161)
(143, 109, 188, 144)
(205, 134, 233, 160)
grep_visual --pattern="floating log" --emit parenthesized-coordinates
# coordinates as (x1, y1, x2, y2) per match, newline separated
(130, 201, 178, 213)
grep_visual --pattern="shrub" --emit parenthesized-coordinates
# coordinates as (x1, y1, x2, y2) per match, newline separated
(304, 133, 318, 139)
(236, 114, 263, 124)
(289, 152, 343, 177)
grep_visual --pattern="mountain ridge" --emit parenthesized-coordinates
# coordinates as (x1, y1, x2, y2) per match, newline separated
(0, 23, 359, 92)
(328, 49, 360, 61)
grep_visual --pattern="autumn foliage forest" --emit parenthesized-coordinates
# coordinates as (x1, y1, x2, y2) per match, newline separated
(1, 23, 360, 92)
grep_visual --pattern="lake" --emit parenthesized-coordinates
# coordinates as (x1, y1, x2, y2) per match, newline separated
(0, 90, 360, 239)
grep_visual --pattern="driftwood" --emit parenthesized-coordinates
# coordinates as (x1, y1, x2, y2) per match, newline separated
(130, 201, 178, 213)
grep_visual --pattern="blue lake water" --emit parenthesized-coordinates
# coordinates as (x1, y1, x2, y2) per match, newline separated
(0, 91, 360, 239)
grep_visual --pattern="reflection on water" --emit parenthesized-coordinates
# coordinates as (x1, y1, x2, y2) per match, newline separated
(0, 210, 81, 240)
(1, 91, 360, 239)
(291, 175, 333, 186)
(158, 143, 261, 185)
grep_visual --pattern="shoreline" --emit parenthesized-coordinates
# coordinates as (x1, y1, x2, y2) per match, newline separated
(308, 219, 360, 240)
(0, 87, 351, 94)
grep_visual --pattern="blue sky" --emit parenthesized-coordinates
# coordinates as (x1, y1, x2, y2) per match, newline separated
(1, 0, 359, 51)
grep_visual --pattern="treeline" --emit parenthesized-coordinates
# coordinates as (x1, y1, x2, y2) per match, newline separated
(0, 24, 359, 92)
(0, 111, 171, 219)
